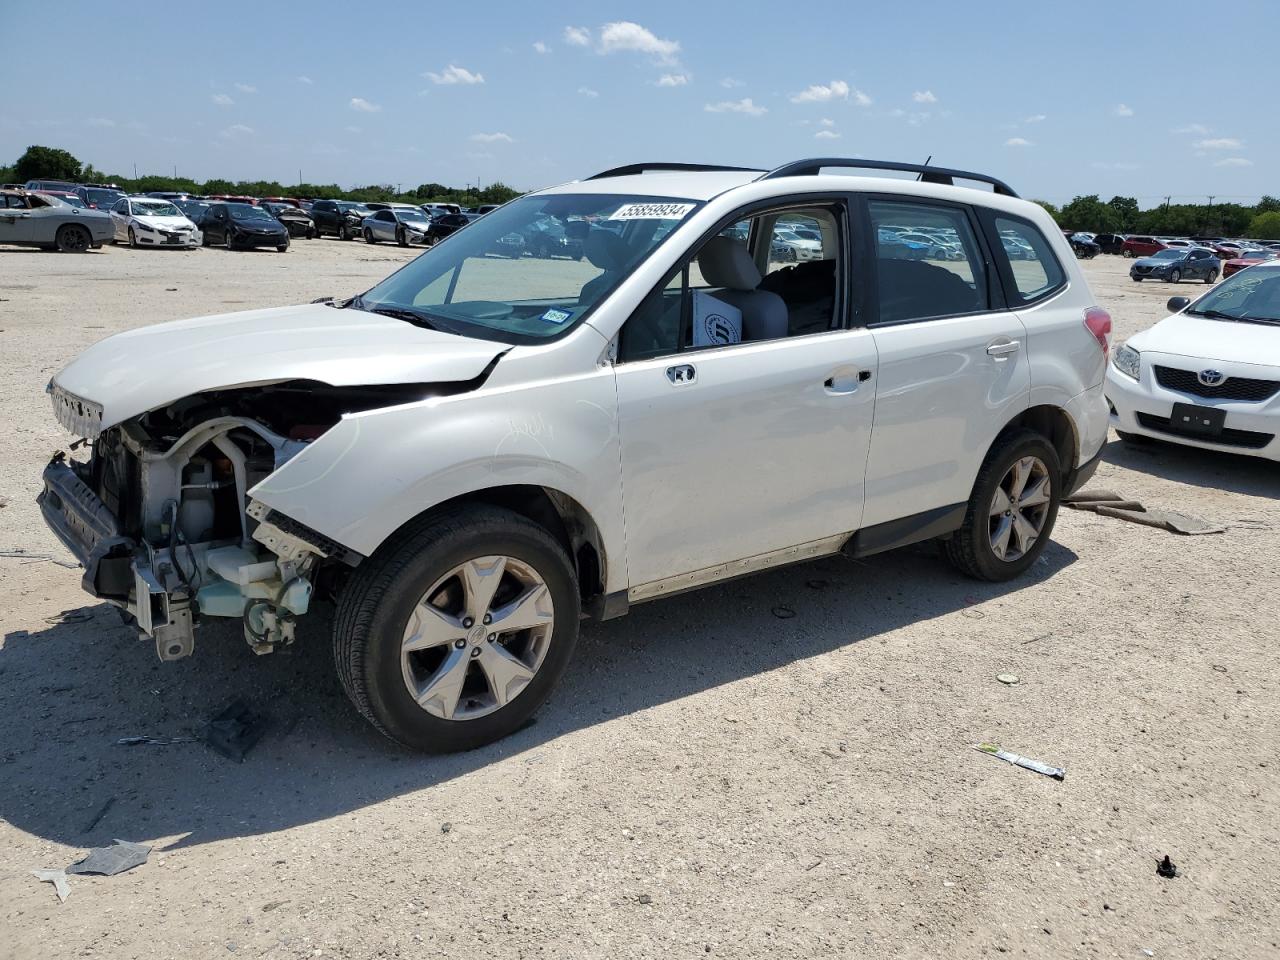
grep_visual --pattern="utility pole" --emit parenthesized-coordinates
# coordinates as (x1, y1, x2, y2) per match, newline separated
(133, 162, 137, 179)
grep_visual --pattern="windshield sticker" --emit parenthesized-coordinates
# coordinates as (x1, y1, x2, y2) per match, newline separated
(541, 307, 574, 325)
(607, 202, 696, 221)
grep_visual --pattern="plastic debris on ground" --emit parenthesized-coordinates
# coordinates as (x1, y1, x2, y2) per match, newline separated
(66, 839, 152, 876)
(203, 698, 271, 762)
(974, 742, 1066, 780)
(996, 673, 1020, 685)
(31, 869, 71, 903)
(117, 736, 199, 747)
(1063, 489, 1225, 535)
(1156, 854, 1179, 878)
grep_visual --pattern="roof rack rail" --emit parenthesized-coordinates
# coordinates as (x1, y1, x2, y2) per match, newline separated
(586, 162, 763, 180)
(758, 158, 1019, 198)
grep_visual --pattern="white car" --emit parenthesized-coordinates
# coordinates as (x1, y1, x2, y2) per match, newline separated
(1106, 261, 1280, 460)
(109, 196, 201, 248)
(39, 158, 1109, 752)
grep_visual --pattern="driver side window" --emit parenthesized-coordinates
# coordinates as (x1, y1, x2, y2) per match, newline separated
(619, 203, 844, 362)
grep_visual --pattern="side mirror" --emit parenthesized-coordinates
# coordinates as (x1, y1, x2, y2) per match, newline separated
(1167, 296, 1190, 313)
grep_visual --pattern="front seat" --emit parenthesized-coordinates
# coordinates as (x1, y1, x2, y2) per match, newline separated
(578, 229, 631, 304)
(696, 236, 788, 341)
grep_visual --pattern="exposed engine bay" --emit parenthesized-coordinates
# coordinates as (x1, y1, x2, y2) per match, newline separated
(39, 380, 451, 660)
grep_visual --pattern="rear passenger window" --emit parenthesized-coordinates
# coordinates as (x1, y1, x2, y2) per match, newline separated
(868, 200, 989, 324)
(992, 217, 1065, 304)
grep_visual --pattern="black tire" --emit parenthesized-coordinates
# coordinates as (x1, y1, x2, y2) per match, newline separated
(341, 225, 352, 241)
(1132, 276, 1142, 282)
(943, 429, 1062, 582)
(1205, 269, 1217, 284)
(333, 504, 580, 752)
(128, 226, 139, 249)
(226, 232, 235, 251)
(1123, 248, 1134, 258)
(55, 224, 91, 253)
(276, 243, 288, 252)
(364, 228, 377, 244)
(1170, 269, 1181, 284)
(396, 226, 409, 247)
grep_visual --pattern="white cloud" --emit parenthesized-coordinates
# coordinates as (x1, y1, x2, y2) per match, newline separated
(1024, 113, 1046, 123)
(470, 132, 514, 143)
(234, 82, 257, 94)
(86, 117, 115, 127)
(1172, 123, 1209, 135)
(426, 64, 485, 85)
(1005, 137, 1033, 147)
(656, 73, 689, 87)
(819, 117, 835, 127)
(598, 21, 680, 62)
(1194, 137, 1243, 150)
(814, 129, 840, 140)
(296, 75, 313, 85)
(1214, 157, 1253, 167)
(211, 93, 234, 106)
(913, 90, 937, 104)
(852, 88, 872, 107)
(790, 80, 849, 103)
(533, 41, 549, 54)
(563, 25, 591, 46)
(720, 77, 744, 88)
(219, 124, 254, 138)
(1113, 103, 1134, 117)
(350, 97, 382, 113)
(704, 98, 767, 116)
(578, 87, 599, 98)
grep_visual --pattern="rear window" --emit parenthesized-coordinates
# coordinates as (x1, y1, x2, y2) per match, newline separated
(990, 216, 1065, 305)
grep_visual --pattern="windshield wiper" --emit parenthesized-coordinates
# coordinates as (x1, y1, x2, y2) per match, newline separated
(1185, 308, 1242, 321)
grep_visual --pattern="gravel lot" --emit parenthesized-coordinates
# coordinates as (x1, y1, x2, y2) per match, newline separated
(1, 240, 1277, 960)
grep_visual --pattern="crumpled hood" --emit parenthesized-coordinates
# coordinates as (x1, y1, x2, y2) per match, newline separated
(52, 302, 507, 428)
(133, 214, 195, 231)
(1130, 311, 1280, 367)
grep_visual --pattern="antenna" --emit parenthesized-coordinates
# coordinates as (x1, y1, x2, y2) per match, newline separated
(917, 155, 932, 181)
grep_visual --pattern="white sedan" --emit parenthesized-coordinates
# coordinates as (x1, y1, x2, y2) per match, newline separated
(1106, 261, 1280, 461)
(109, 197, 201, 249)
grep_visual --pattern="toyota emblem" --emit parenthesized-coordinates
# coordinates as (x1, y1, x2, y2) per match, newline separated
(1197, 369, 1226, 387)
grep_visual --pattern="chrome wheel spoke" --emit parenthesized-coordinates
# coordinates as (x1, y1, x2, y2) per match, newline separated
(461, 556, 507, 622)
(1018, 475, 1051, 510)
(403, 602, 464, 653)
(990, 487, 1012, 516)
(1008, 458, 1033, 499)
(477, 644, 535, 708)
(415, 646, 471, 720)
(1012, 512, 1040, 555)
(991, 515, 1013, 559)
(488, 583, 552, 635)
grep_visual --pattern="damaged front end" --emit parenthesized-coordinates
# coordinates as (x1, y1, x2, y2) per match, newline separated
(37, 380, 443, 660)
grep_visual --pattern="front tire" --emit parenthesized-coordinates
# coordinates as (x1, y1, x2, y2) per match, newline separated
(333, 505, 580, 752)
(1205, 269, 1217, 284)
(55, 224, 91, 253)
(943, 429, 1061, 582)
(1170, 269, 1181, 284)
(128, 227, 138, 249)
(396, 226, 408, 247)
(276, 243, 289, 253)
(364, 228, 377, 244)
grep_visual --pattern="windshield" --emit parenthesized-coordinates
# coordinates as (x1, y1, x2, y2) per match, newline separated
(229, 204, 272, 221)
(1186, 266, 1280, 323)
(357, 193, 700, 343)
(396, 208, 429, 221)
(84, 188, 122, 207)
(134, 200, 181, 217)
(1150, 250, 1184, 260)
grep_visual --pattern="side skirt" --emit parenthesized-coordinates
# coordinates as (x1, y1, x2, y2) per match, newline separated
(845, 503, 966, 559)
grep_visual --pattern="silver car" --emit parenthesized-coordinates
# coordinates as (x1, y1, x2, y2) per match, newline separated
(0, 190, 113, 251)
(361, 206, 432, 246)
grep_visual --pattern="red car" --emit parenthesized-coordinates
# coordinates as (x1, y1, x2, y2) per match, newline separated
(260, 196, 302, 208)
(208, 194, 258, 206)
(1221, 249, 1279, 278)
(1211, 240, 1249, 261)
(1121, 235, 1167, 258)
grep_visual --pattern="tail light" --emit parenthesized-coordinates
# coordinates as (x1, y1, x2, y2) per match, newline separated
(1084, 307, 1112, 358)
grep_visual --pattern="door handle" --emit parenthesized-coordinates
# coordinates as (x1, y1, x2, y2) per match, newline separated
(824, 368, 869, 395)
(666, 364, 696, 385)
(986, 339, 1021, 357)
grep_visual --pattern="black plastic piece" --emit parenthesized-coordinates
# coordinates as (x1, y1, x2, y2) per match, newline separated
(203, 698, 271, 763)
(846, 502, 967, 558)
(759, 158, 1019, 197)
(586, 162, 763, 180)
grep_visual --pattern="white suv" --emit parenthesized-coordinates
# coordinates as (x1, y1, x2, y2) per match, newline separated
(40, 159, 1110, 751)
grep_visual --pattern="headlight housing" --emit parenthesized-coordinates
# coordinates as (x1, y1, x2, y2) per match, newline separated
(1113, 344, 1141, 380)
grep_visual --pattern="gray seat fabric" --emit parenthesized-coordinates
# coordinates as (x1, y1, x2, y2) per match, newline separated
(696, 237, 788, 341)
(578, 229, 631, 304)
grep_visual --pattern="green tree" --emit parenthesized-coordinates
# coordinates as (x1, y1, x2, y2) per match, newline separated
(1059, 195, 1119, 233)
(1248, 211, 1280, 240)
(14, 145, 82, 183)
(1106, 196, 1139, 231)
(1254, 196, 1280, 215)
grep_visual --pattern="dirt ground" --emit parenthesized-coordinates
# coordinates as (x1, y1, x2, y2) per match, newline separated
(1, 240, 1277, 960)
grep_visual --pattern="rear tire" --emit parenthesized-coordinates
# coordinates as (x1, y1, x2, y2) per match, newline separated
(55, 224, 91, 253)
(1170, 269, 1181, 283)
(1206, 269, 1217, 284)
(1123, 249, 1134, 258)
(333, 505, 580, 752)
(943, 429, 1061, 582)
(365, 228, 377, 244)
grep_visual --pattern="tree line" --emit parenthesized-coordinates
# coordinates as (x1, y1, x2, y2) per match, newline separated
(1, 144, 522, 208)
(1034, 193, 1280, 240)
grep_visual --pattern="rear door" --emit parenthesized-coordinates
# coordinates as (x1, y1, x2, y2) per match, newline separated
(859, 196, 1030, 529)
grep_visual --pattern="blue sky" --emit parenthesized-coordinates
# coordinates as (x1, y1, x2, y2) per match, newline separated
(2, 1, 1274, 206)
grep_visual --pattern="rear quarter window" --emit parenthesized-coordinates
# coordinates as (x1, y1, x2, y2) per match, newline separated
(983, 213, 1066, 306)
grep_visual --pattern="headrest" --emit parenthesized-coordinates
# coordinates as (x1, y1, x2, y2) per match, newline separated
(698, 236, 761, 291)
(585, 228, 629, 271)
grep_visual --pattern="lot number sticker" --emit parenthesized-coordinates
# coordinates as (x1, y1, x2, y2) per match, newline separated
(608, 202, 696, 221)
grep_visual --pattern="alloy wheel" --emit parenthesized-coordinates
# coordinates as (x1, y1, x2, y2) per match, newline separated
(988, 456, 1052, 562)
(401, 556, 555, 721)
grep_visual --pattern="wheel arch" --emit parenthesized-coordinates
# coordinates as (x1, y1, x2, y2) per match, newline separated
(995, 403, 1078, 480)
